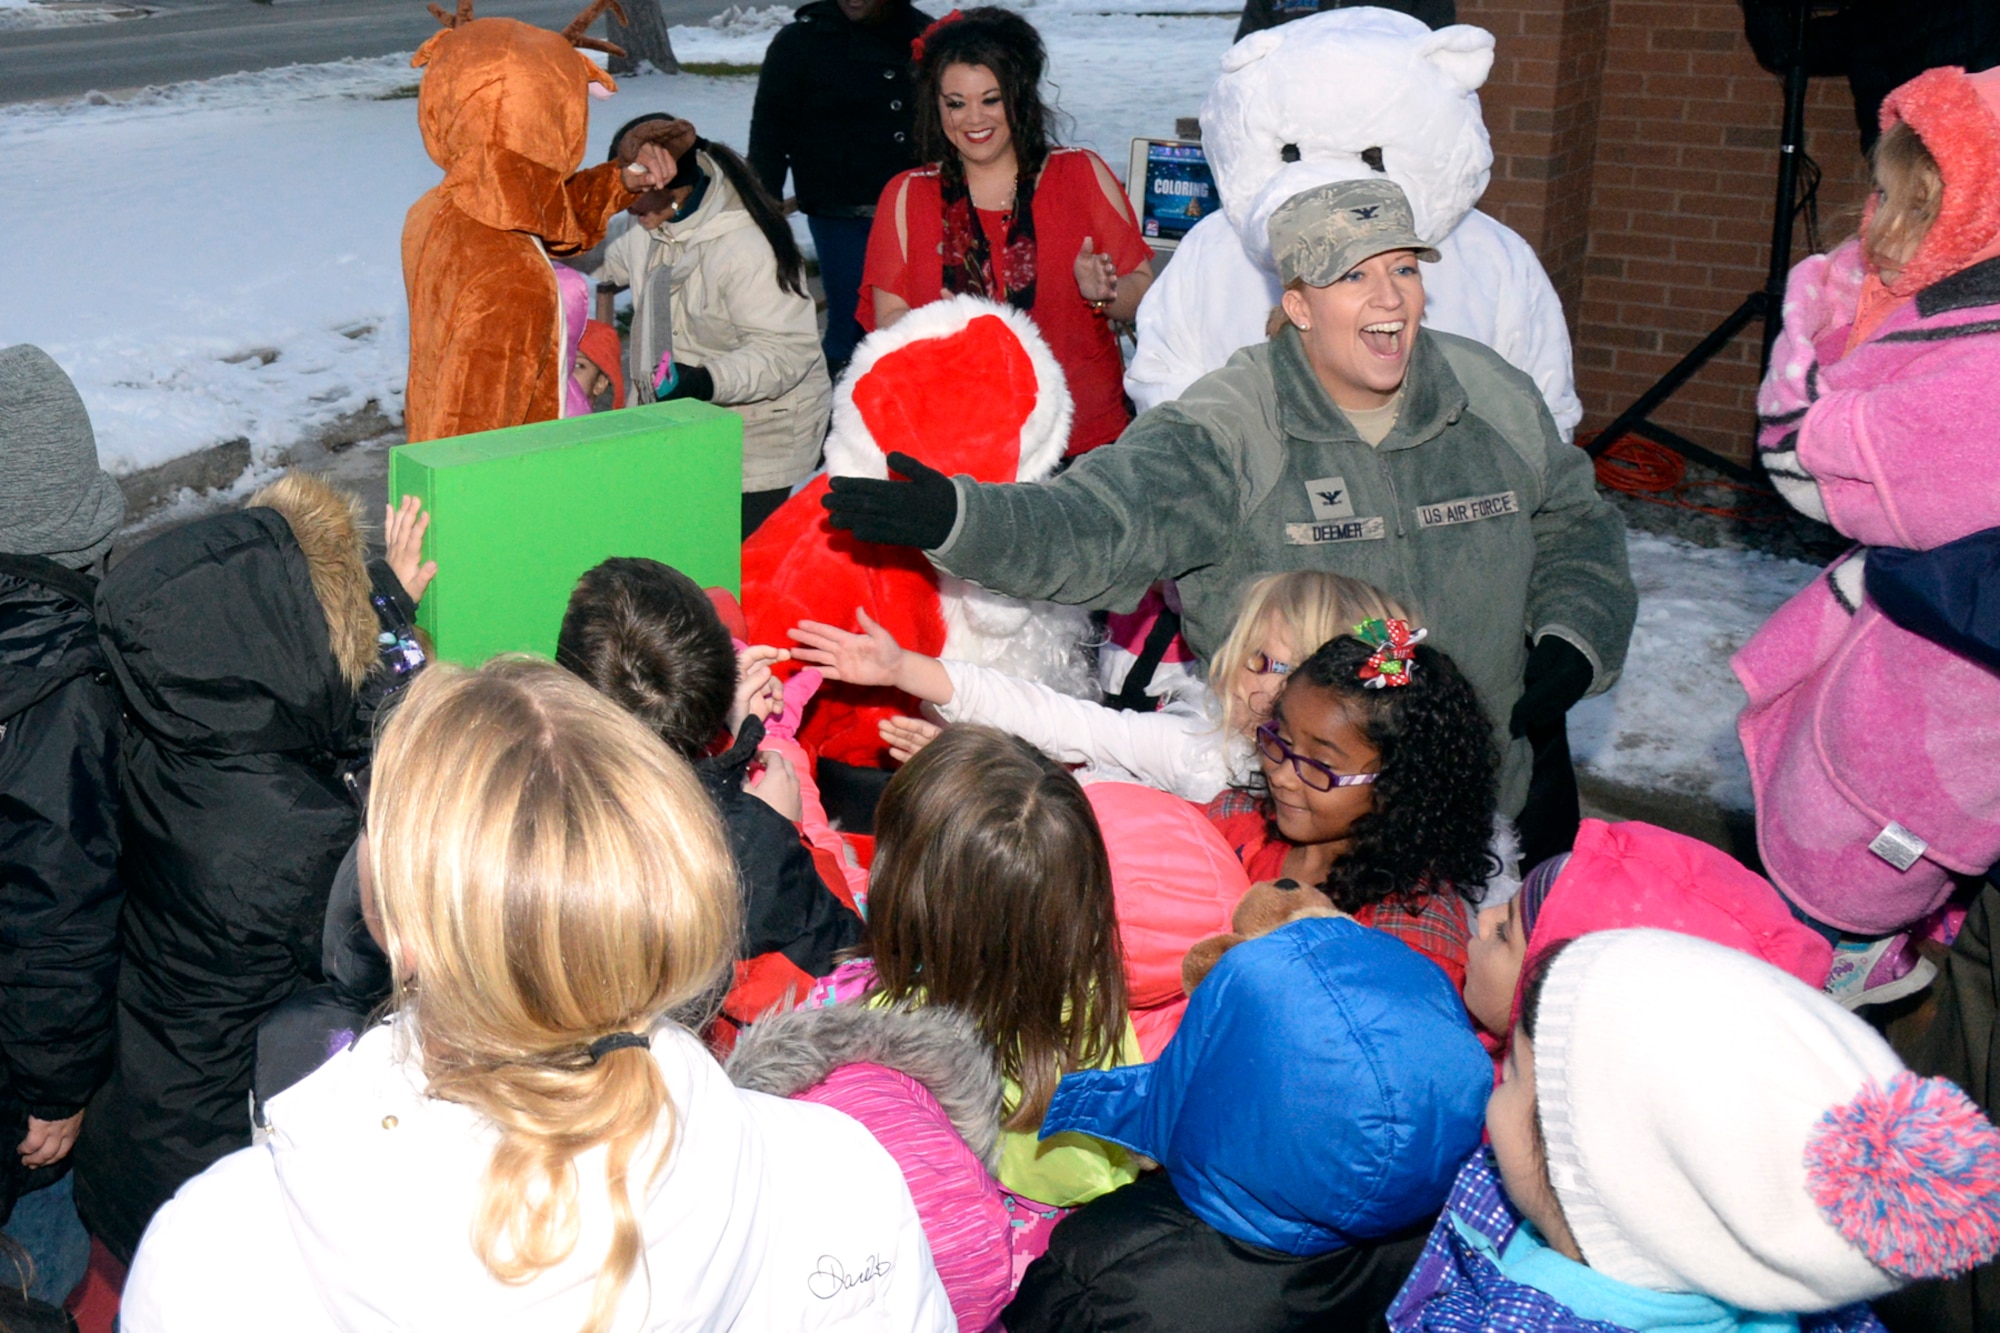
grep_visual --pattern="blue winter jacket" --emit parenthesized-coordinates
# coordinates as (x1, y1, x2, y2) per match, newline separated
(1866, 527, 2000, 674)
(1037, 915, 1490, 1256)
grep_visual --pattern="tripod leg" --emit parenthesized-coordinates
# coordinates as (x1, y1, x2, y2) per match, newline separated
(1587, 294, 1766, 457)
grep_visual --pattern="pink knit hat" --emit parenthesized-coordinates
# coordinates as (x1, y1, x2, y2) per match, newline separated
(1874, 66, 2000, 295)
(1532, 929, 2000, 1311)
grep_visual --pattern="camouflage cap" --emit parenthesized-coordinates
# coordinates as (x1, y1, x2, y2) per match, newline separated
(1268, 179, 1440, 287)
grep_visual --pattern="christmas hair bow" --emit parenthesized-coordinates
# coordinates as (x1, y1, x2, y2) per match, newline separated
(911, 9, 963, 62)
(1355, 617, 1426, 689)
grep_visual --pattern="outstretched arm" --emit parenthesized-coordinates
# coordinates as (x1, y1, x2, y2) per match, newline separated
(823, 408, 1239, 614)
(788, 610, 956, 705)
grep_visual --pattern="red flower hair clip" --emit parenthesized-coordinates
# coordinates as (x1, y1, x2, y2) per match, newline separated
(911, 9, 963, 62)
(1355, 617, 1426, 689)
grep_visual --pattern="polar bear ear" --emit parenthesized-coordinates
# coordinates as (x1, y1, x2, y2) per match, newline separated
(1220, 26, 1286, 74)
(1419, 24, 1495, 93)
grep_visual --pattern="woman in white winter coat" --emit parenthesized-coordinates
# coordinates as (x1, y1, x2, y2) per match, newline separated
(120, 658, 951, 1333)
(593, 115, 834, 538)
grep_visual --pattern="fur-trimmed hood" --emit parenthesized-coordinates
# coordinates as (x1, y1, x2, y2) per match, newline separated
(98, 471, 376, 755)
(726, 1004, 1003, 1171)
(1876, 65, 2000, 296)
(247, 473, 376, 693)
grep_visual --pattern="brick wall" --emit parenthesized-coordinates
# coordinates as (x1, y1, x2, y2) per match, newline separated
(1463, 0, 1873, 461)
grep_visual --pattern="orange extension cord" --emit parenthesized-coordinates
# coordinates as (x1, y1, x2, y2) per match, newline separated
(1579, 430, 1787, 522)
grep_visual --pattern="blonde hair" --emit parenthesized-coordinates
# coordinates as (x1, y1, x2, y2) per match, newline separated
(1865, 120, 1942, 276)
(368, 657, 739, 1333)
(1266, 278, 1306, 340)
(1208, 571, 1411, 734)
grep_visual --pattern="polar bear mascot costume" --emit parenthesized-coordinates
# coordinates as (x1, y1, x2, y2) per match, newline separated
(1126, 7, 1583, 437)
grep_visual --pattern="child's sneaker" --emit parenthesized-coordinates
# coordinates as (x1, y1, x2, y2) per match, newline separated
(1823, 932, 1937, 1009)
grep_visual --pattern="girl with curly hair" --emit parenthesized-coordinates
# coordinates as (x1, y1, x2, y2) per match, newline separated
(1206, 622, 1499, 989)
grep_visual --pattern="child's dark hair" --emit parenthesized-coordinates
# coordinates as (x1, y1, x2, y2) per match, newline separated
(554, 557, 733, 759)
(607, 114, 808, 299)
(868, 724, 1126, 1130)
(912, 8, 1056, 179)
(1280, 633, 1499, 912)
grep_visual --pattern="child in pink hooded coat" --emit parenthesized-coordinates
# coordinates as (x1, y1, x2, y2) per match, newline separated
(1736, 64, 2000, 1006)
(1462, 819, 1833, 1061)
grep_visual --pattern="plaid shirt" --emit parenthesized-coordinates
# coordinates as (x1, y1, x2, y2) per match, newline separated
(1203, 790, 1472, 991)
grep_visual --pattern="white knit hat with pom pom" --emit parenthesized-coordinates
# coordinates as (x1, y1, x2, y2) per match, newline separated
(1531, 928, 2000, 1312)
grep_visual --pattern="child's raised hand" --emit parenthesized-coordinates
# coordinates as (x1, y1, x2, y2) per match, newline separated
(879, 715, 942, 764)
(788, 609, 905, 688)
(746, 750, 804, 822)
(728, 644, 790, 736)
(383, 495, 437, 604)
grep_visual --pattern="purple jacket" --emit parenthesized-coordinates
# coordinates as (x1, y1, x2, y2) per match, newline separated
(1386, 1151, 1887, 1333)
(1735, 249, 2000, 934)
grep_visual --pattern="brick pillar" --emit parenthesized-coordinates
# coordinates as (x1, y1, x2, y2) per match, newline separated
(1461, 0, 1611, 330)
(1463, 0, 1872, 461)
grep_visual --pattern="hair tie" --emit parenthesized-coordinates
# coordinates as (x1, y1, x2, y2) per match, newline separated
(911, 9, 963, 62)
(587, 1031, 652, 1064)
(1354, 617, 1426, 689)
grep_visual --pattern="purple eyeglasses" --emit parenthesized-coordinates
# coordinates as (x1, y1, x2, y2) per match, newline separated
(1255, 720, 1380, 793)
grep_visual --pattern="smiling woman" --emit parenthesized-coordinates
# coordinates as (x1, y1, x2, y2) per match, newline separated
(858, 6, 1156, 456)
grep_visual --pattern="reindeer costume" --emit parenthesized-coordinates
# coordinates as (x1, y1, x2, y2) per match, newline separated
(401, 0, 650, 442)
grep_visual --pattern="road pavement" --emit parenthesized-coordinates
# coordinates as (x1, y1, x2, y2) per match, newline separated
(0, 0, 726, 104)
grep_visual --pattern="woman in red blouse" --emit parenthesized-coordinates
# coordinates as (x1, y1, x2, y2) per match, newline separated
(860, 7, 1154, 456)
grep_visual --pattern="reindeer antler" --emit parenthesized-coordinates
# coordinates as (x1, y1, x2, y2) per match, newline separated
(426, 0, 474, 27)
(562, 0, 628, 55)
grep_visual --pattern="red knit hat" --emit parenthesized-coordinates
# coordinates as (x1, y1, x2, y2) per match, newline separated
(1875, 66, 2000, 295)
(577, 319, 625, 406)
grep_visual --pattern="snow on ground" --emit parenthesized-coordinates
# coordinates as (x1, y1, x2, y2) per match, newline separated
(0, 1, 1231, 476)
(0, 0, 150, 31)
(1570, 530, 1820, 812)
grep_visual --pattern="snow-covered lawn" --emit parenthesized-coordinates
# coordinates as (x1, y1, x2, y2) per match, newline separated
(0, 0, 1818, 812)
(0, 0, 151, 31)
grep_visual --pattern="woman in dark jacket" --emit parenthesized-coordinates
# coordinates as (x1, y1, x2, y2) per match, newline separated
(70, 473, 396, 1263)
(748, 0, 933, 372)
(0, 344, 127, 1306)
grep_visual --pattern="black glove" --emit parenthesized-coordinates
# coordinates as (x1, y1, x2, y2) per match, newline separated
(663, 363, 713, 402)
(822, 451, 959, 550)
(1509, 635, 1593, 738)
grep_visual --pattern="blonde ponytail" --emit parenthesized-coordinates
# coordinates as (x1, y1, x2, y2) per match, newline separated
(368, 657, 739, 1332)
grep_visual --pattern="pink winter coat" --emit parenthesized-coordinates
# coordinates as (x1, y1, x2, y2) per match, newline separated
(1086, 782, 1252, 1059)
(1737, 103, 2000, 932)
(725, 1004, 1015, 1332)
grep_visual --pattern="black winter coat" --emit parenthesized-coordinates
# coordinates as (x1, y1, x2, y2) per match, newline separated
(748, 0, 933, 215)
(1005, 1171, 1432, 1333)
(72, 497, 374, 1263)
(0, 555, 122, 1225)
(696, 717, 863, 979)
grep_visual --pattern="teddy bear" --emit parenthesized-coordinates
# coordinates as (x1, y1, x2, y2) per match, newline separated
(740, 295, 1096, 771)
(1125, 7, 1582, 438)
(1180, 878, 1349, 995)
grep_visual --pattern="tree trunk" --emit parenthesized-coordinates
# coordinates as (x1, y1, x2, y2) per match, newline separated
(607, 0, 680, 75)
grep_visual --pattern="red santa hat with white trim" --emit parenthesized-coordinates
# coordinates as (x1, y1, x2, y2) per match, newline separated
(742, 295, 1093, 769)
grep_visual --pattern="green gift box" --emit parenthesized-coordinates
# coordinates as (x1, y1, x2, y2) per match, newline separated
(389, 402, 743, 666)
